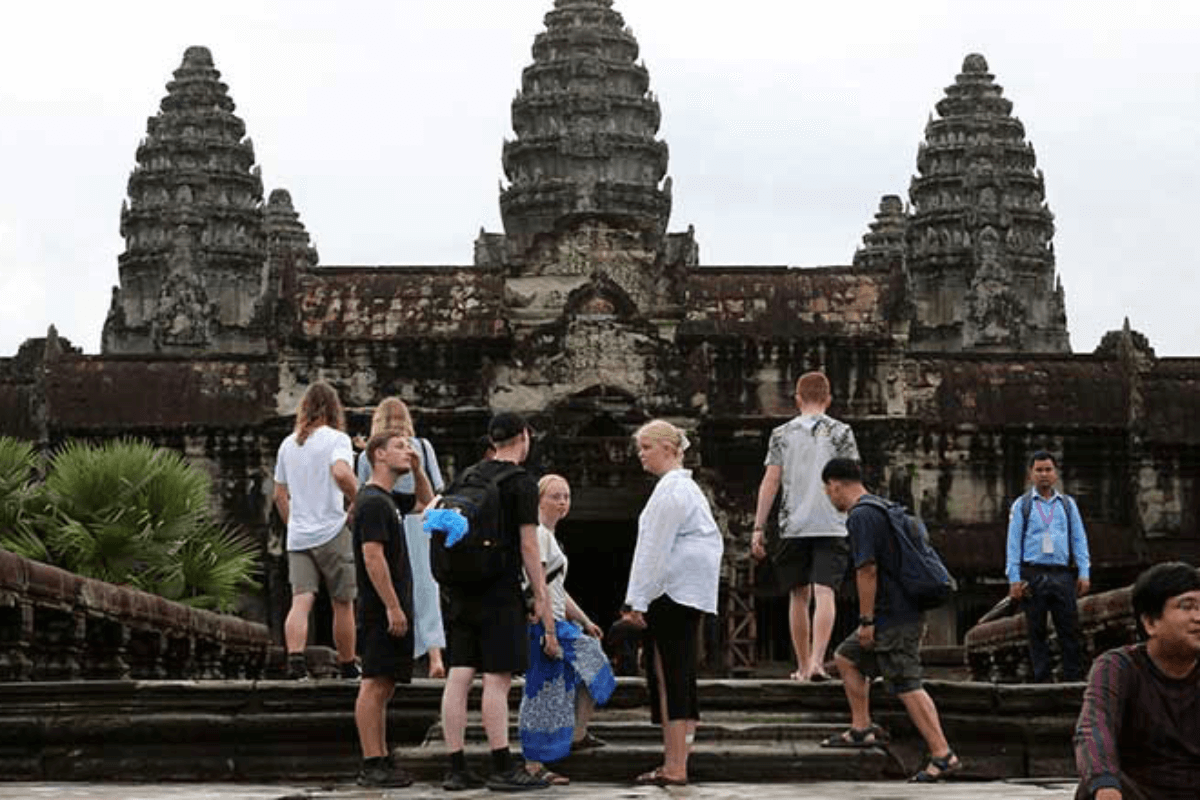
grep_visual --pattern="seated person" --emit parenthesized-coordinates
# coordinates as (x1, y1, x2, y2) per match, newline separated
(1074, 561, 1200, 799)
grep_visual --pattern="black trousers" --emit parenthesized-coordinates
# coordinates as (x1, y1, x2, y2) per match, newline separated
(1022, 568, 1082, 682)
(643, 595, 701, 724)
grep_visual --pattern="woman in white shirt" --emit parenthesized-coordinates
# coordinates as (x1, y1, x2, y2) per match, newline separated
(518, 474, 616, 785)
(620, 420, 723, 786)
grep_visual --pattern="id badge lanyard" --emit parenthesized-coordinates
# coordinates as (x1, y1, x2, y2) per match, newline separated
(1037, 500, 1055, 555)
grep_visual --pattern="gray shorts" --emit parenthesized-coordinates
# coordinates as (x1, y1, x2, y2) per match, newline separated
(835, 621, 923, 695)
(288, 525, 356, 601)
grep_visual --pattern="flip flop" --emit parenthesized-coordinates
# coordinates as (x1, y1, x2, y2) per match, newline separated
(633, 768, 687, 786)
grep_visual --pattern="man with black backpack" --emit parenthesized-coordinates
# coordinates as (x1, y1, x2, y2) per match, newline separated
(1006, 450, 1092, 682)
(819, 458, 961, 783)
(436, 412, 558, 791)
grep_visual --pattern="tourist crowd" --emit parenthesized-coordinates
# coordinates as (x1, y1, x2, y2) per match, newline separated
(272, 377, 1198, 797)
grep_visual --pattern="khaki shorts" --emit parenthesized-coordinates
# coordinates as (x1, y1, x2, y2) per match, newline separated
(835, 621, 923, 695)
(288, 525, 356, 601)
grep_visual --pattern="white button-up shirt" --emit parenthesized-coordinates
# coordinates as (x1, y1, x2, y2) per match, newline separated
(625, 468, 723, 614)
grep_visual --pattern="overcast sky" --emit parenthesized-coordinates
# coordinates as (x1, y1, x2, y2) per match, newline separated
(1, 0, 1197, 357)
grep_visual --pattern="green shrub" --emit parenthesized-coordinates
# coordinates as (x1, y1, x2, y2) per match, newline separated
(2, 437, 259, 612)
(0, 436, 48, 561)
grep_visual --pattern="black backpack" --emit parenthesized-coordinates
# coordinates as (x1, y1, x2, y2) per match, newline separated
(429, 461, 523, 585)
(855, 496, 956, 611)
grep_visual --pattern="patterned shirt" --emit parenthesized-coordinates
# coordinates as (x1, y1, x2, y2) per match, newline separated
(765, 413, 859, 538)
(1074, 644, 1200, 799)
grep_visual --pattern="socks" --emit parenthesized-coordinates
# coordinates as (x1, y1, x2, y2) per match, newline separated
(449, 750, 467, 773)
(490, 747, 511, 774)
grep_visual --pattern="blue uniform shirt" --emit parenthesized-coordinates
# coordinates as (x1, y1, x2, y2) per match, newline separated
(1005, 488, 1091, 582)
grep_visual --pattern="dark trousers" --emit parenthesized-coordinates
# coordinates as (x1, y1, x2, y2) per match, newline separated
(1022, 568, 1082, 681)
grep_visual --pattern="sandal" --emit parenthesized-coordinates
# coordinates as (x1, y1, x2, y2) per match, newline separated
(571, 732, 607, 751)
(909, 751, 962, 782)
(633, 767, 687, 786)
(527, 766, 570, 786)
(820, 723, 889, 748)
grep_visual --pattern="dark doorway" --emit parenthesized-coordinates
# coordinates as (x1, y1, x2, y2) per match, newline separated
(554, 518, 638, 634)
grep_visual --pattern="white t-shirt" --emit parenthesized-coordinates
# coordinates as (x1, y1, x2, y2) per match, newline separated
(274, 425, 354, 551)
(536, 523, 569, 622)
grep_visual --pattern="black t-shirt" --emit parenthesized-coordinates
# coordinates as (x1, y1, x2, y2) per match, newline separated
(846, 495, 921, 632)
(352, 484, 415, 623)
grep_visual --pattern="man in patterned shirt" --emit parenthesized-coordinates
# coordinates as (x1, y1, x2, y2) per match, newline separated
(1074, 561, 1200, 799)
(752, 371, 859, 682)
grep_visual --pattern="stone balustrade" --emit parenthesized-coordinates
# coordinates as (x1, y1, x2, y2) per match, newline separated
(964, 584, 1136, 682)
(0, 549, 269, 681)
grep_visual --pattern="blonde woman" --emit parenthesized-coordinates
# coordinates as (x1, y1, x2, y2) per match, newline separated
(620, 420, 723, 786)
(356, 397, 447, 678)
(518, 474, 616, 785)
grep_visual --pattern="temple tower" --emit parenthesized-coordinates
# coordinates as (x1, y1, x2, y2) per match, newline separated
(905, 54, 1069, 352)
(493, 0, 675, 264)
(103, 46, 270, 355)
(853, 194, 908, 270)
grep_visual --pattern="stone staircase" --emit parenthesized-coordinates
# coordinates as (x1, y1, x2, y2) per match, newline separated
(0, 677, 1080, 783)
(395, 679, 914, 783)
(402, 707, 897, 783)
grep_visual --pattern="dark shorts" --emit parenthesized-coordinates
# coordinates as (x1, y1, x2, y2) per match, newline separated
(773, 536, 849, 591)
(358, 610, 414, 682)
(443, 581, 528, 674)
(835, 621, 923, 695)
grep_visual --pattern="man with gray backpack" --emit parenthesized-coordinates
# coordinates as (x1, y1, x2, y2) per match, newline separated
(819, 458, 961, 783)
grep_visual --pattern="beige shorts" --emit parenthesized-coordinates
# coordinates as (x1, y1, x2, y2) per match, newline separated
(288, 525, 356, 602)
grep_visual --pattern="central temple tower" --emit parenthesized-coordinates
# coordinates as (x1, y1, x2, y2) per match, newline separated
(492, 0, 675, 264)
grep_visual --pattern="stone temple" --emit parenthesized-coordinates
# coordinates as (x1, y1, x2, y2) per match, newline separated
(2, 0, 1197, 668)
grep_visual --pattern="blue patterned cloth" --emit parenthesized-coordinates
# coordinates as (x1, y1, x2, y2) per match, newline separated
(519, 619, 616, 764)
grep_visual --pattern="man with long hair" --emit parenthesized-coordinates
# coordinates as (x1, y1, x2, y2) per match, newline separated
(273, 381, 359, 679)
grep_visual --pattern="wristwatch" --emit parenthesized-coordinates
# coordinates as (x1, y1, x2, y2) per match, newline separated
(858, 616, 875, 626)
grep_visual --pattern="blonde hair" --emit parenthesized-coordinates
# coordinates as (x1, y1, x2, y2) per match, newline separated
(370, 397, 414, 438)
(633, 419, 691, 454)
(295, 381, 346, 445)
(538, 473, 569, 498)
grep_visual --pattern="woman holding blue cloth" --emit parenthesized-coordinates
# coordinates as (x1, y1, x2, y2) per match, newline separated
(519, 474, 616, 785)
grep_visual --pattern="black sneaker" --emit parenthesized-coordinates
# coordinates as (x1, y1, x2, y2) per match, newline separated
(286, 654, 309, 680)
(358, 758, 414, 788)
(339, 660, 361, 680)
(443, 768, 486, 791)
(485, 766, 550, 791)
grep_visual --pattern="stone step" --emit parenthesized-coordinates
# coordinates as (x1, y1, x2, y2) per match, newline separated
(424, 711, 852, 746)
(392, 739, 898, 784)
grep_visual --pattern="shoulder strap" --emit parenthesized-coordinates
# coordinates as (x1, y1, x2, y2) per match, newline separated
(1019, 491, 1033, 560)
(1063, 493, 1075, 567)
(853, 495, 890, 513)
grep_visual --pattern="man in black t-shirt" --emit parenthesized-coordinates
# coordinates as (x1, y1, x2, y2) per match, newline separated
(350, 432, 432, 788)
(820, 458, 961, 783)
(439, 412, 558, 791)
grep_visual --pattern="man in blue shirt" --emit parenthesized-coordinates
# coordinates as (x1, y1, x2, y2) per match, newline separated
(1006, 450, 1092, 682)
